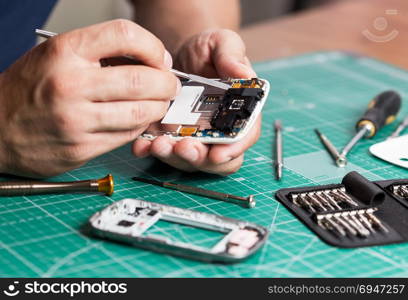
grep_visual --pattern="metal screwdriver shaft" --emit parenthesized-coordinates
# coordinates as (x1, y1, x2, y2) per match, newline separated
(389, 115, 408, 139)
(314, 129, 345, 166)
(274, 120, 283, 180)
(35, 29, 230, 90)
(336, 91, 401, 167)
(0, 174, 114, 196)
(132, 177, 255, 208)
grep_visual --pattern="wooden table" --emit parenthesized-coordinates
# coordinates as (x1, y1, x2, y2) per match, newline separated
(241, 0, 408, 69)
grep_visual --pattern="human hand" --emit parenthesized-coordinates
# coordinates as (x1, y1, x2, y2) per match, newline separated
(133, 29, 260, 175)
(0, 19, 180, 178)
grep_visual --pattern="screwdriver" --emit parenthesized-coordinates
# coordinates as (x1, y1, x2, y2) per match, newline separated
(336, 90, 402, 167)
(388, 115, 408, 139)
(0, 174, 114, 196)
(132, 177, 255, 208)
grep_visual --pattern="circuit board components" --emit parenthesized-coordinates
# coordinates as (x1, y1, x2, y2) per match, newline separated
(141, 78, 269, 143)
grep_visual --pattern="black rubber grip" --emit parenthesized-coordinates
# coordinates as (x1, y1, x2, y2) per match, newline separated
(342, 171, 385, 206)
(357, 90, 401, 135)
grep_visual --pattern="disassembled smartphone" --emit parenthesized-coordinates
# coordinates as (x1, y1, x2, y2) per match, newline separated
(89, 199, 268, 263)
(141, 78, 270, 144)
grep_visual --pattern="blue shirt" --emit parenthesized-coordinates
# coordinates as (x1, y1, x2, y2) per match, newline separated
(0, 0, 57, 71)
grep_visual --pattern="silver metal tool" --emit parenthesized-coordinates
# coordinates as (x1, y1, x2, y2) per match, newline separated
(274, 120, 283, 180)
(305, 193, 327, 211)
(337, 123, 372, 167)
(365, 208, 389, 233)
(313, 192, 335, 210)
(290, 187, 358, 212)
(326, 217, 346, 237)
(132, 177, 255, 208)
(336, 91, 402, 167)
(318, 191, 342, 210)
(358, 213, 375, 233)
(391, 184, 408, 198)
(314, 129, 346, 166)
(389, 116, 408, 139)
(35, 29, 230, 90)
(334, 214, 357, 236)
(35, 29, 57, 38)
(317, 207, 388, 238)
(334, 188, 359, 207)
(0, 174, 114, 196)
(170, 69, 230, 90)
(291, 193, 316, 213)
(317, 214, 345, 237)
(349, 211, 370, 237)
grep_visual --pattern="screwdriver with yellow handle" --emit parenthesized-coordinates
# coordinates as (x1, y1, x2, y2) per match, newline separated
(336, 91, 402, 167)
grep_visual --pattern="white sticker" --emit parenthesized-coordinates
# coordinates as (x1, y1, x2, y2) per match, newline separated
(161, 86, 204, 125)
(370, 134, 408, 169)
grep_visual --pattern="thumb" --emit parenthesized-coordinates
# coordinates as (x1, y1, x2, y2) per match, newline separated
(211, 30, 256, 78)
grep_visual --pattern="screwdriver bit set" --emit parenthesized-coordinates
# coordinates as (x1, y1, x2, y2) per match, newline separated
(276, 171, 408, 248)
(390, 183, 408, 200)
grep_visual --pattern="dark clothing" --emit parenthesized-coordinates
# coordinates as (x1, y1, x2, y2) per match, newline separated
(0, 0, 57, 71)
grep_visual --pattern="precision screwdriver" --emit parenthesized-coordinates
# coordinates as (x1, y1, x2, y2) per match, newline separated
(0, 174, 114, 196)
(274, 120, 283, 180)
(336, 90, 402, 167)
(132, 177, 255, 208)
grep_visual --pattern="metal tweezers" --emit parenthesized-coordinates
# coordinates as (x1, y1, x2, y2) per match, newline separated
(35, 29, 230, 90)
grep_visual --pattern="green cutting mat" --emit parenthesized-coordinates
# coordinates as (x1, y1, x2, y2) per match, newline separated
(1, 51, 408, 278)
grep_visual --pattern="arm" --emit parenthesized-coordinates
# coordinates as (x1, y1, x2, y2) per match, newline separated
(131, 0, 240, 54)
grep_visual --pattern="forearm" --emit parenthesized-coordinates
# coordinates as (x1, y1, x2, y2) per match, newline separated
(131, 0, 240, 54)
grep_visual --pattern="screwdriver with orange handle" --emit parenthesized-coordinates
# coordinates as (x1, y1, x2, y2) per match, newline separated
(336, 91, 402, 167)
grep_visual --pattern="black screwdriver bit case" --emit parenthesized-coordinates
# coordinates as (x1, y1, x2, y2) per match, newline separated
(275, 171, 408, 248)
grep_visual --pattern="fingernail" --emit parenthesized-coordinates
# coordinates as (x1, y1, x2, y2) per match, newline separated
(180, 147, 199, 163)
(164, 50, 173, 69)
(175, 79, 182, 96)
(238, 62, 256, 78)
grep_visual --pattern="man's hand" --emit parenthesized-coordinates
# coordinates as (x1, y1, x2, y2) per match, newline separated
(0, 19, 180, 178)
(133, 29, 260, 176)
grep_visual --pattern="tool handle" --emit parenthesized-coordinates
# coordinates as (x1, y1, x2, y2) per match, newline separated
(357, 91, 401, 137)
(0, 180, 97, 196)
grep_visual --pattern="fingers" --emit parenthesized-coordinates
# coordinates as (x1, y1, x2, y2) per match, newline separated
(84, 128, 146, 160)
(82, 65, 181, 102)
(200, 155, 244, 176)
(133, 138, 152, 158)
(132, 135, 247, 175)
(208, 116, 262, 164)
(147, 136, 199, 172)
(173, 138, 209, 167)
(210, 29, 256, 78)
(90, 99, 170, 132)
(148, 136, 210, 167)
(59, 19, 171, 69)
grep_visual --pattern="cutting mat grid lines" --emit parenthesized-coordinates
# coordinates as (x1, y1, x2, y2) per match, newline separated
(1, 51, 408, 277)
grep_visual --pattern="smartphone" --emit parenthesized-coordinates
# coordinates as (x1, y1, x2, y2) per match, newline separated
(89, 199, 269, 263)
(140, 78, 270, 144)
